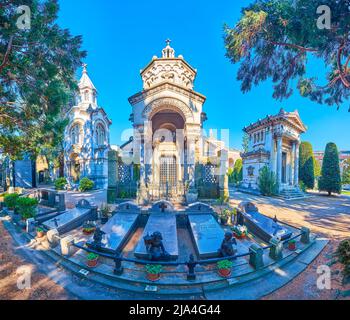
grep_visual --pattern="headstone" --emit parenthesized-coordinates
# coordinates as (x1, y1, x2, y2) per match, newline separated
(249, 244, 264, 269)
(60, 235, 75, 256)
(188, 214, 225, 259)
(134, 213, 178, 260)
(150, 200, 174, 213)
(14, 158, 34, 189)
(116, 201, 141, 214)
(186, 202, 215, 215)
(39, 189, 66, 212)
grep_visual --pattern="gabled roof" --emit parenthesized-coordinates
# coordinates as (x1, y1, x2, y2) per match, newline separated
(243, 108, 307, 134)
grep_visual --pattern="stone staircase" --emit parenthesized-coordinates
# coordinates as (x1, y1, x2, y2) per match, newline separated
(278, 187, 308, 200)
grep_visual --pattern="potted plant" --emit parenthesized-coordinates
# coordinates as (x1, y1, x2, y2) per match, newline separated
(86, 253, 99, 268)
(232, 225, 248, 239)
(217, 260, 233, 278)
(288, 239, 297, 251)
(145, 264, 163, 282)
(100, 203, 110, 225)
(83, 221, 96, 235)
(36, 227, 45, 238)
(219, 209, 230, 226)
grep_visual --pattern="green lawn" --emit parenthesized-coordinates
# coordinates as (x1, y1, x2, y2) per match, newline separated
(342, 190, 350, 196)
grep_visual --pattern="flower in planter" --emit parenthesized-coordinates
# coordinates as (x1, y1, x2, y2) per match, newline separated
(36, 227, 45, 238)
(217, 259, 233, 277)
(145, 264, 163, 281)
(86, 253, 99, 268)
(232, 225, 248, 238)
(288, 239, 297, 250)
(82, 221, 96, 235)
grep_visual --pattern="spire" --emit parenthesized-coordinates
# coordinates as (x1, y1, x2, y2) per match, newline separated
(79, 64, 96, 91)
(162, 39, 175, 58)
(78, 64, 97, 106)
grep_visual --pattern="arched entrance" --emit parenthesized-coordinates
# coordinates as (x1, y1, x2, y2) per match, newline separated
(150, 109, 185, 199)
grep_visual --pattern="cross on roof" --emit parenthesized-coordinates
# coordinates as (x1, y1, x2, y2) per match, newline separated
(159, 202, 167, 213)
(166, 39, 171, 46)
(82, 63, 88, 73)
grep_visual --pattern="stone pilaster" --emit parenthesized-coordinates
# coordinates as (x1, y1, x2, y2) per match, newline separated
(294, 141, 300, 187)
(107, 150, 118, 204)
(276, 135, 283, 188)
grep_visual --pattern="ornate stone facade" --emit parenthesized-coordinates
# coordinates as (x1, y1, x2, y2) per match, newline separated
(241, 109, 307, 192)
(119, 41, 229, 203)
(64, 65, 112, 189)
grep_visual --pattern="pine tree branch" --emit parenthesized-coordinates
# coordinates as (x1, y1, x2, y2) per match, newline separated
(0, 35, 14, 73)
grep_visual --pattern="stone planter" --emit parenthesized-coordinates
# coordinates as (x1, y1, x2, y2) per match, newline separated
(147, 273, 161, 282)
(87, 258, 99, 268)
(288, 241, 296, 251)
(218, 268, 231, 278)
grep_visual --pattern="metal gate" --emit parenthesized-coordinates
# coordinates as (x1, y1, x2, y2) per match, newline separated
(159, 156, 177, 197)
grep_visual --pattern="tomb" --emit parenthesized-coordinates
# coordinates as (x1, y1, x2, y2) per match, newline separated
(237, 202, 292, 242)
(188, 214, 225, 259)
(87, 212, 139, 254)
(42, 199, 97, 235)
(134, 213, 178, 260)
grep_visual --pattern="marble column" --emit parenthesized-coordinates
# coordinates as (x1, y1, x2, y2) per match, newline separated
(291, 143, 296, 186)
(187, 135, 196, 189)
(276, 136, 283, 188)
(294, 141, 300, 187)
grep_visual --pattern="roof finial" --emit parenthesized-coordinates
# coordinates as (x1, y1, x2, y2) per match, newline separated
(162, 39, 175, 58)
(82, 63, 88, 74)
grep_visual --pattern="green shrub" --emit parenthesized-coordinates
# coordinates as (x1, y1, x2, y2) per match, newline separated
(87, 253, 99, 261)
(217, 260, 233, 270)
(16, 197, 38, 220)
(299, 142, 315, 189)
(79, 177, 94, 192)
(258, 166, 279, 196)
(299, 181, 307, 192)
(54, 177, 68, 190)
(4, 193, 19, 209)
(145, 264, 163, 275)
(336, 239, 350, 279)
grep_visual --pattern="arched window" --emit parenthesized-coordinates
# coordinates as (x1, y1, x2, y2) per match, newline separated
(96, 124, 106, 146)
(71, 124, 82, 145)
(84, 90, 89, 101)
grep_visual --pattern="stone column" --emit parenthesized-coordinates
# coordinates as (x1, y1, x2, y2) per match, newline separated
(276, 135, 283, 188)
(294, 141, 300, 187)
(219, 149, 229, 199)
(187, 135, 196, 189)
(291, 143, 296, 186)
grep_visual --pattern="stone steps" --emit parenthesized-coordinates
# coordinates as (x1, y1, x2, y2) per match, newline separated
(278, 189, 309, 200)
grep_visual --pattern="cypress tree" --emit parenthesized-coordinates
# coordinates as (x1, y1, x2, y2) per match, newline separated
(299, 142, 315, 189)
(319, 143, 342, 196)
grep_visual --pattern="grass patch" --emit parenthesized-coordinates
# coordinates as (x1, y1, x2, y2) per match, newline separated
(342, 190, 350, 196)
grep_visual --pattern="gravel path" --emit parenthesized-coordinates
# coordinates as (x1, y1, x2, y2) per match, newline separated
(0, 222, 76, 300)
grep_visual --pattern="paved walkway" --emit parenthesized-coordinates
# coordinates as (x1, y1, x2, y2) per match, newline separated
(229, 189, 350, 240)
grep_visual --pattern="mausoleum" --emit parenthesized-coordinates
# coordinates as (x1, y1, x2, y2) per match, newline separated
(241, 109, 307, 195)
(64, 65, 112, 189)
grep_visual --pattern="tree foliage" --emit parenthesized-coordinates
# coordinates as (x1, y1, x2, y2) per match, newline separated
(0, 0, 86, 159)
(319, 142, 342, 195)
(228, 159, 243, 184)
(224, 0, 350, 110)
(342, 158, 350, 185)
(258, 165, 279, 196)
(299, 142, 315, 189)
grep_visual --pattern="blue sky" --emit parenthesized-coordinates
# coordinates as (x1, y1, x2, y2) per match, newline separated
(58, 0, 350, 151)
